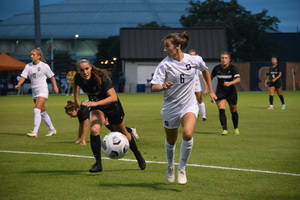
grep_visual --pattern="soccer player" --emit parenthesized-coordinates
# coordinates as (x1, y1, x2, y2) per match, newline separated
(64, 100, 139, 145)
(189, 49, 208, 121)
(264, 56, 285, 110)
(73, 58, 146, 173)
(211, 52, 241, 136)
(151, 32, 217, 184)
(15, 48, 59, 137)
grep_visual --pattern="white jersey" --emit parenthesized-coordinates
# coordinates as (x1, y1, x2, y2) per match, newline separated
(21, 61, 54, 89)
(151, 53, 208, 127)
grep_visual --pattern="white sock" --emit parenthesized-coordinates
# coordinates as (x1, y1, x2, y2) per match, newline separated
(33, 108, 41, 134)
(41, 111, 55, 130)
(178, 138, 194, 171)
(165, 140, 176, 167)
(199, 102, 206, 118)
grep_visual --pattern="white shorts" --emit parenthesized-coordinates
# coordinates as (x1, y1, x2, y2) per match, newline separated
(161, 104, 199, 129)
(194, 75, 202, 92)
(32, 86, 49, 99)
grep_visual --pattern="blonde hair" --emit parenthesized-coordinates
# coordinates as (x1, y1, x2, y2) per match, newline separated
(164, 31, 189, 52)
(31, 48, 46, 62)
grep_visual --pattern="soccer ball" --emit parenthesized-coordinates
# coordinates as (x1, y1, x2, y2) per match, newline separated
(101, 132, 129, 159)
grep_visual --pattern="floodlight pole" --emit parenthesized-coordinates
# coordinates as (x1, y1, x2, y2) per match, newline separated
(34, 0, 41, 48)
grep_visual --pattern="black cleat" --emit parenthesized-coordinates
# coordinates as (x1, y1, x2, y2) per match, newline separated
(202, 118, 207, 121)
(135, 151, 146, 170)
(89, 162, 102, 173)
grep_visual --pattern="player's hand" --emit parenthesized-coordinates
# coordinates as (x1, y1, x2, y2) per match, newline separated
(82, 101, 97, 107)
(210, 92, 217, 103)
(162, 81, 173, 90)
(223, 82, 231, 87)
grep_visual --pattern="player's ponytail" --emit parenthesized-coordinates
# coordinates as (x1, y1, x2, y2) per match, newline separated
(164, 31, 189, 52)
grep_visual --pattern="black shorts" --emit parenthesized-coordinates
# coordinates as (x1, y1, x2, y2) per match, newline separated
(268, 80, 282, 88)
(90, 102, 125, 125)
(216, 90, 238, 105)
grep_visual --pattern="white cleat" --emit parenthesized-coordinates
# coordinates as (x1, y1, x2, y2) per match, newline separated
(166, 165, 175, 183)
(27, 132, 38, 138)
(178, 169, 187, 185)
(46, 129, 57, 137)
(131, 127, 139, 141)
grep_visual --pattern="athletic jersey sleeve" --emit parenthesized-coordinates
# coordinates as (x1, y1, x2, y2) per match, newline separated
(151, 58, 168, 86)
(44, 63, 55, 78)
(232, 65, 240, 79)
(20, 64, 30, 78)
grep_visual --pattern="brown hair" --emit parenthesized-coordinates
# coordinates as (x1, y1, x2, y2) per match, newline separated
(76, 57, 112, 90)
(64, 101, 76, 113)
(164, 31, 189, 52)
(31, 48, 46, 62)
(221, 52, 231, 59)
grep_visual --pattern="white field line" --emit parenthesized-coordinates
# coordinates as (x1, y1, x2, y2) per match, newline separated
(1, 150, 299, 177)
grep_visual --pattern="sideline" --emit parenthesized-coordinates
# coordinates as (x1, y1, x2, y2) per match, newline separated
(1, 150, 299, 177)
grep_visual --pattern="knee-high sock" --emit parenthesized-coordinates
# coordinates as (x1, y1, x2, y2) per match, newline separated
(165, 140, 176, 167)
(279, 95, 285, 104)
(219, 109, 227, 130)
(33, 108, 41, 134)
(41, 111, 55, 130)
(129, 137, 138, 153)
(199, 102, 206, 118)
(269, 95, 274, 105)
(178, 138, 194, 171)
(90, 135, 101, 163)
(231, 111, 239, 129)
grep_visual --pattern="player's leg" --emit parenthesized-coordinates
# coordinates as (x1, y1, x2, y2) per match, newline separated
(165, 127, 178, 183)
(268, 86, 275, 110)
(27, 97, 46, 137)
(217, 99, 228, 135)
(178, 112, 197, 184)
(229, 103, 239, 134)
(276, 87, 285, 109)
(89, 110, 105, 172)
(40, 101, 56, 136)
(198, 91, 206, 121)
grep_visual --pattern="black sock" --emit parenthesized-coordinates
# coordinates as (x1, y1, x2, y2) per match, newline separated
(126, 126, 132, 134)
(231, 111, 239, 129)
(129, 137, 138, 153)
(90, 135, 101, 164)
(269, 95, 274, 105)
(279, 95, 285, 104)
(105, 124, 115, 132)
(219, 109, 227, 130)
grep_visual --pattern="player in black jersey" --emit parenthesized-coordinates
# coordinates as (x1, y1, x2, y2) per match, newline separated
(64, 101, 139, 146)
(73, 58, 146, 172)
(264, 56, 285, 110)
(211, 52, 241, 135)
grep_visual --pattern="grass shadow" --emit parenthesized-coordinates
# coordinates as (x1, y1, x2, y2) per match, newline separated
(99, 182, 182, 192)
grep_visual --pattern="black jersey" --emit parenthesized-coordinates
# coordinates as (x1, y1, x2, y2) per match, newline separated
(77, 104, 90, 123)
(75, 73, 119, 112)
(211, 64, 240, 93)
(268, 65, 282, 80)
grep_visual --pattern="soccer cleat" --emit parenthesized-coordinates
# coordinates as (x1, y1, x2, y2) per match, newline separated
(89, 162, 102, 173)
(27, 132, 38, 138)
(46, 129, 57, 136)
(134, 151, 146, 170)
(221, 130, 228, 136)
(166, 165, 175, 183)
(178, 169, 187, 184)
(281, 104, 286, 110)
(267, 105, 274, 110)
(234, 128, 240, 135)
(202, 118, 207, 121)
(131, 127, 139, 141)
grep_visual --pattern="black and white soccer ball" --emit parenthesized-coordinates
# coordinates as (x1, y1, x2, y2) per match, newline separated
(101, 132, 129, 159)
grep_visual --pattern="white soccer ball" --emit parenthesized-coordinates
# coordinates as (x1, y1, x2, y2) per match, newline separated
(101, 132, 129, 159)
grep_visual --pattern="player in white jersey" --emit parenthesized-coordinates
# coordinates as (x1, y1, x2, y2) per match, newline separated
(15, 48, 59, 137)
(189, 49, 208, 121)
(151, 32, 217, 184)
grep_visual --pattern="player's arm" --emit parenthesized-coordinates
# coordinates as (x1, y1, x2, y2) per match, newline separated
(73, 82, 80, 108)
(202, 69, 217, 103)
(152, 82, 173, 92)
(224, 77, 241, 87)
(15, 76, 26, 88)
(200, 74, 208, 97)
(272, 72, 282, 82)
(79, 119, 89, 138)
(50, 76, 59, 94)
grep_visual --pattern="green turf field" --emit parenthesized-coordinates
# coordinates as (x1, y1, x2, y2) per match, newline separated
(0, 91, 299, 200)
